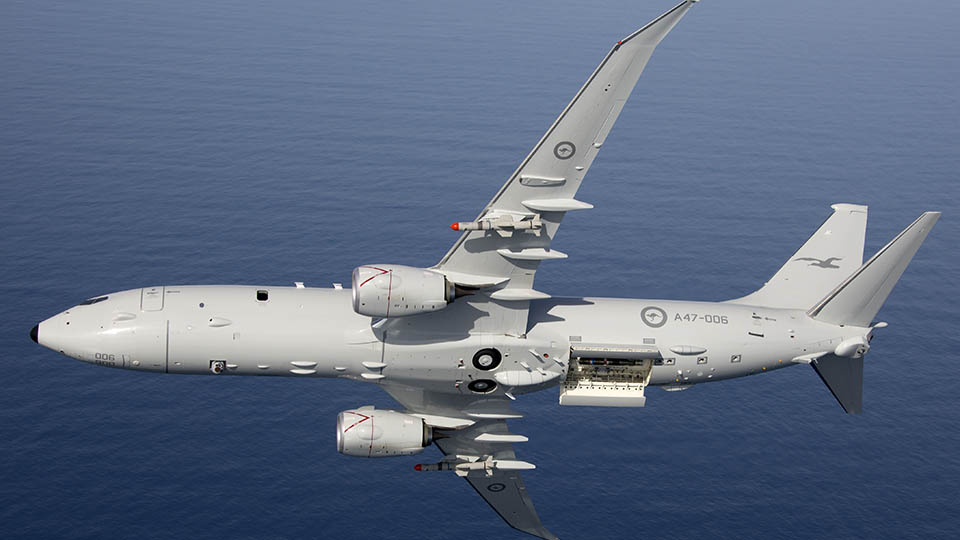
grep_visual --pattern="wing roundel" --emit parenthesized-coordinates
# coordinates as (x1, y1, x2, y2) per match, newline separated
(431, 1, 697, 335)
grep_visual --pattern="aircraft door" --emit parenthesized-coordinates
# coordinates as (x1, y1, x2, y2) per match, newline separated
(167, 320, 235, 375)
(141, 287, 164, 311)
(129, 319, 167, 373)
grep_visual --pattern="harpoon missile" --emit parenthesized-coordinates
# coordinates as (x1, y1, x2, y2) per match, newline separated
(413, 462, 456, 472)
(415, 457, 536, 477)
(450, 214, 543, 235)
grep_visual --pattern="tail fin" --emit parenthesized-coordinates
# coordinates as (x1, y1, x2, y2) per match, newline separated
(808, 212, 940, 327)
(812, 354, 864, 414)
(730, 204, 868, 309)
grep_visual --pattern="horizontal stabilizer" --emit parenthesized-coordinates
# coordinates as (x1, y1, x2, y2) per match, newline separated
(809, 212, 940, 327)
(730, 204, 867, 310)
(811, 354, 863, 414)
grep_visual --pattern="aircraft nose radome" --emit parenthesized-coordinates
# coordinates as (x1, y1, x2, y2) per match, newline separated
(30, 324, 38, 343)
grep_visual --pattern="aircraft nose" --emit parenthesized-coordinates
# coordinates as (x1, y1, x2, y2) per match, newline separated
(30, 324, 39, 344)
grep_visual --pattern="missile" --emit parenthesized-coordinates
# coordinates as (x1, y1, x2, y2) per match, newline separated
(413, 462, 456, 472)
(415, 457, 535, 477)
(450, 214, 542, 233)
(450, 221, 486, 231)
(450, 215, 543, 238)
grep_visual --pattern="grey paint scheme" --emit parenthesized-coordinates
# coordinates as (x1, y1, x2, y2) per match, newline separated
(31, 2, 941, 539)
(36, 287, 875, 386)
(433, 0, 696, 337)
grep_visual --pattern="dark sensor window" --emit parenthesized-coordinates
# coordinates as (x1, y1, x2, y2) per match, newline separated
(79, 296, 108, 306)
(256, 290, 268, 301)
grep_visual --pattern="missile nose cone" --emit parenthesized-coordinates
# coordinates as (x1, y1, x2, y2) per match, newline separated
(30, 324, 39, 344)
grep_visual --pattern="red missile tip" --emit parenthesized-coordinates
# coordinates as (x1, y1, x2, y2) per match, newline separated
(414, 464, 422, 471)
(450, 222, 460, 231)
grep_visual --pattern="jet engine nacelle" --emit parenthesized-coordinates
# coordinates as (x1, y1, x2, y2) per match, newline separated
(352, 265, 454, 317)
(337, 407, 432, 458)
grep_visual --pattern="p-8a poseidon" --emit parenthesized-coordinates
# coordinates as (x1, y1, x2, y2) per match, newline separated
(30, 2, 939, 539)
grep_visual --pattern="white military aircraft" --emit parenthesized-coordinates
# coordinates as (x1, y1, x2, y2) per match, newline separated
(31, 2, 939, 538)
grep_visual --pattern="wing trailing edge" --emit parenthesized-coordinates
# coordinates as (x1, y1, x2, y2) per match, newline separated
(433, 421, 558, 540)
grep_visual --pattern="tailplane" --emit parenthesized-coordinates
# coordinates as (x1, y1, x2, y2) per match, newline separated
(730, 204, 868, 309)
(808, 211, 940, 327)
(806, 211, 939, 414)
(735, 208, 940, 415)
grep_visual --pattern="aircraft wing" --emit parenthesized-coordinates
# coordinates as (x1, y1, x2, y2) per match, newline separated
(377, 4, 698, 536)
(432, 0, 696, 334)
(383, 385, 556, 539)
(435, 421, 557, 540)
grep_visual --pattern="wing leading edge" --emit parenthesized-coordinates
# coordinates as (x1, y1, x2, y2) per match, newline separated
(434, 0, 696, 311)
(383, 384, 554, 539)
(435, 421, 557, 540)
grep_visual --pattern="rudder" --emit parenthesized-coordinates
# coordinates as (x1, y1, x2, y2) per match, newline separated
(811, 354, 864, 414)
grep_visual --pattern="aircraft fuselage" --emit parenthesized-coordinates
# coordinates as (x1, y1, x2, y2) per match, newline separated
(35, 285, 871, 398)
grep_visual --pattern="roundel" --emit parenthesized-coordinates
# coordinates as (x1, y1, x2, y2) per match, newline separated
(468, 379, 497, 394)
(640, 306, 668, 328)
(553, 141, 576, 160)
(487, 483, 506, 492)
(472, 348, 502, 371)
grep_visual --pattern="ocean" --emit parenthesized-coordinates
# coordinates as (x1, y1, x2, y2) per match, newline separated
(1, 0, 958, 538)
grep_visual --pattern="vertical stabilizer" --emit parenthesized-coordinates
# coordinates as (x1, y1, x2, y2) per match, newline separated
(811, 355, 864, 414)
(730, 204, 867, 309)
(809, 212, 940, 327)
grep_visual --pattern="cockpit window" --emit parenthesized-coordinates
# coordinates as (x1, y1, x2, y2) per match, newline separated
(79, 296, 108, 306)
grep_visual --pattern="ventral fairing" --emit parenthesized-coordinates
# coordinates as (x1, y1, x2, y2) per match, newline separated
(31, 2, 939, 538)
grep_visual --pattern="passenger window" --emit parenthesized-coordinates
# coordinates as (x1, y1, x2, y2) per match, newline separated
(256, 290, 268, 302)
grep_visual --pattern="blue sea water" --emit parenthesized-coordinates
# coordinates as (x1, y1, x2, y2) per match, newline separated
(2, 0, 958, 538)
